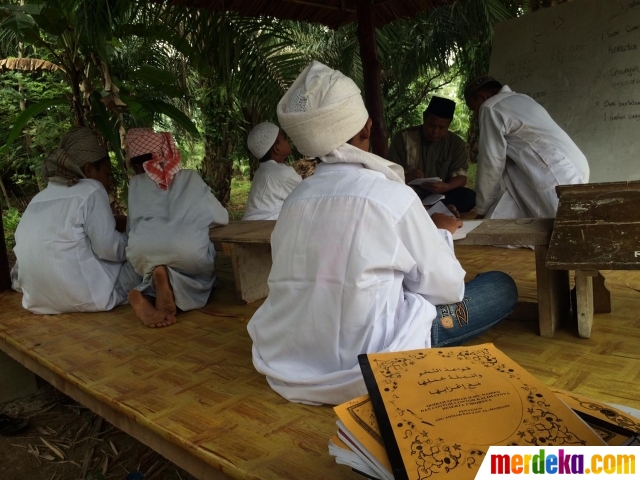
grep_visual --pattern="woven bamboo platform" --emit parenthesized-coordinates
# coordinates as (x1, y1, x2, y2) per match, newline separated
(0, 245, 639, 480)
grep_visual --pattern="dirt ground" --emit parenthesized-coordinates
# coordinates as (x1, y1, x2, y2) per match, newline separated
(0, 380, 197, 480)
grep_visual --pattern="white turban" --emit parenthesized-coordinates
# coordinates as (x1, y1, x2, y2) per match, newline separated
(278, 61, 405, 184)
(277, 61, 369, 158)
(247, 122, 279, 159)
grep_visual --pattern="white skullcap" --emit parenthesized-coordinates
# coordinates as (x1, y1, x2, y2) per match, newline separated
(277, 61, 369, 158)
(247, 122, 280, 159)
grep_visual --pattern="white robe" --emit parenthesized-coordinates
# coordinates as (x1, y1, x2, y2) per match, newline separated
(242, 160, 302, 220)
(12, 179, 127, 314)
(247, 161, 466, 405)
(476, 86, 590, 219)
(126, 170, 229, 311)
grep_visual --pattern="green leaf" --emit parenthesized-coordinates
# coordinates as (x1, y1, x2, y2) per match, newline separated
(0, 3, 44, 15)
(140, 99, 199, 137)
(130, 65, 177, 86)
(0, 96, 68, 155)
(88, 92, 124, 164)
(32, 7, 66, 37)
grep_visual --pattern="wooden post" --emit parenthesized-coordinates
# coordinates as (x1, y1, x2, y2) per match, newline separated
(535, 245, 570, 337)
(575, 269, 594, 339)
(0, 201, 11, 292)
(355, 0, 389, 158)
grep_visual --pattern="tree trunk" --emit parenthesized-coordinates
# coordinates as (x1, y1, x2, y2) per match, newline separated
(199, 78, 239, 205)
(0, 201, 11, 292)
(202, 134, 233, 205)
(243, 106, 261, 180)
(0, 177, 12, 210)
(355, 0, 388, 158)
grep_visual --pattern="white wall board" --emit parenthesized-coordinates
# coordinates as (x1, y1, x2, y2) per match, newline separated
(489, 0, 640, 182)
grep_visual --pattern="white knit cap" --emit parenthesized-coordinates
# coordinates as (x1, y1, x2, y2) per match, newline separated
(277, 61, 369, 158)
(247, 122, 280, 159)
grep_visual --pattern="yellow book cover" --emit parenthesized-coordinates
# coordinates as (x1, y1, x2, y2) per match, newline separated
(551, 388, 640, 445)
(333, 395, 393, 477)
(358, 343, 605, 480)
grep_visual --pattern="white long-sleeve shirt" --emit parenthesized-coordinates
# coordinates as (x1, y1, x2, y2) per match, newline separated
(247, 161, 466, 405)
(476, 86, 589, 218)
(12, 179, 127, 314)
(242, 160, 302, 220)
(126, 170, 229, 278)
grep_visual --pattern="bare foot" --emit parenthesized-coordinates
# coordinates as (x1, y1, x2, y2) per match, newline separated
(153, 266, 177, 316)
(128, 290, 175, 328)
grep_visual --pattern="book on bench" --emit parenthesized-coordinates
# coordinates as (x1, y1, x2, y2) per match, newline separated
(331, 344, 608, 480)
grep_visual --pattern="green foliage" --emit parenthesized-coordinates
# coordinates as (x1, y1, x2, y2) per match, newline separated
(2, 207, 21, 251)
(0, 0, 527, 209)
(228, 178, 251, 220)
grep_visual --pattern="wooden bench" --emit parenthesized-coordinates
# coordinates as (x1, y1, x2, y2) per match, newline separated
(546, 181, 640, 338)
(211, 218, 569, 338)
(0, 286, 358, 480)
(210, 221, 275, 304)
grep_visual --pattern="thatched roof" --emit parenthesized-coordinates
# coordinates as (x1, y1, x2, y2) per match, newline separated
(169, 0, 446, 29)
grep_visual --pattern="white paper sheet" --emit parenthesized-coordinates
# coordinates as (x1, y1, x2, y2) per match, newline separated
(427, 201, 455, 217)
(453, 220, 483, 241)
(421, 193, 445, 206)
(407, 177, 442, 186)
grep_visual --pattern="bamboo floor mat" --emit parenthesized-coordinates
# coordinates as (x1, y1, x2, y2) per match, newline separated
(0, 247, 639, 480)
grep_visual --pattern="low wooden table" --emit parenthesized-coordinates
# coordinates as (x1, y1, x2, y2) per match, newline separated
(546, 181, 640, 338)
(211, 218, 567, 337)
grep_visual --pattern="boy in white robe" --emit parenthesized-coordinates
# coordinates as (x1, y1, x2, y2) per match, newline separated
(11, 127, 129, 314)
(242, 122, 302, 220)
(125, 129, 229, 328)
(465, 75, 589, 219)
(247, 61, 518, 405)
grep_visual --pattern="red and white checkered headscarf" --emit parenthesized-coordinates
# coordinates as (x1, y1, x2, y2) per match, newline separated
(126, 128, 181, 190)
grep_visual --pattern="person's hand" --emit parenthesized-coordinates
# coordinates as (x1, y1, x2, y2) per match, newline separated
(446, 204, 460, 218)
(114, 214, 127, 233)
(422, 181, 450, 194)
(431, 213, 463, 234)
(405, 168, 424, 185)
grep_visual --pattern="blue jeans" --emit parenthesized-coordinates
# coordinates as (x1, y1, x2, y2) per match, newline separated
(431, 271, 518, 347)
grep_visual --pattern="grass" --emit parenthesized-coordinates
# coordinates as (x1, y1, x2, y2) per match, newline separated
(227, 177, 251, 220)
(467, 163, 476, 190)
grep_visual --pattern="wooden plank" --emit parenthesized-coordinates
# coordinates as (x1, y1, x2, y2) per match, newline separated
(547, 182, 640, 270)
(226, 243, 272, 304)
(555, 180, 640, 196)
(0, 337, 233, 480)
(535, 245, 570, 338)
(575, 269, 594, 339)
(209, 221, 275, 244)
(0, 287, 358, 480)
(455, 218, 554, 246)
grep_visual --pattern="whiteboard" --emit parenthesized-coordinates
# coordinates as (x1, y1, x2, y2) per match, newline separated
(489, 0, 640, 183)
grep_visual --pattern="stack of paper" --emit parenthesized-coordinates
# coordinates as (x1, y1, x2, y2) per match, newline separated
(329, 344, 640, 479)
